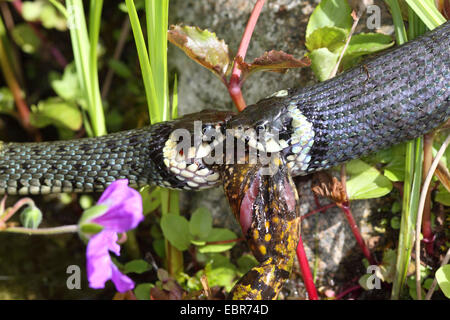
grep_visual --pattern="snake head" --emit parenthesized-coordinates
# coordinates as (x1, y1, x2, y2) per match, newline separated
(227, 94, 294, 153)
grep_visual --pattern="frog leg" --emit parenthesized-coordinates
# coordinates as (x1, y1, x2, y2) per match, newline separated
(222, 161, 301, 300)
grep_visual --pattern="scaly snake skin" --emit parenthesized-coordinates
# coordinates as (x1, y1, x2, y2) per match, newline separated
(0, 21, 449, 300)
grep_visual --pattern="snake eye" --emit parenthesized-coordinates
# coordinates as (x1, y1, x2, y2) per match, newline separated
(256, 124, 265, 133)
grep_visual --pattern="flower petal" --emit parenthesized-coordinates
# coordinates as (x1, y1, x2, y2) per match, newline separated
(86, 231, 121, 289)
(94, 179, 144, 232)
(110, 263, 135, 293)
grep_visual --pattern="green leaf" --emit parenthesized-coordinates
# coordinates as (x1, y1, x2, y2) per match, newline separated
(50, 63, 82, 102)
(358, 274, 372, 290)
(189, 207, 212, 240)
(160, 214, 192, 251)
(198, 228, 237, 253)
(305, 26, 348, 52)
(22, 0, 67, 31)
(236, 254, 258, 275)
(390, 216, 401, 229)
(200, 253, 238, 291)
(423, 278, 433, 290)
(20, 206, 42, 229)
(22, 1, 44, 21)
(305, 0, 352, 38)
(152, 238, 166, 259)
(341, 33, 394, 69)
(168, 25, 230, 78)
(124, 259, 151, 274)
(391, 201, 401, 214)
(404, 0, 446, 30)
(108, 59, 132, 78)
(377, 248, 397, 283)
(39, 2, 67, 31)
(346, 159, 393, 200)
(308, 47, 339, 82)
(0, 87, 15, 116)
(29, 97, 83, 131)
(384, 157, 406, 182)
(140, 186, 161, 215)
(436, 185, 450, 206)
(11, 23, 41, 54)
(134, 283, 153, 300)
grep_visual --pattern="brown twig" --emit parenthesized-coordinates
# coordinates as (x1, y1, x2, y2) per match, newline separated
(200, 274, 212, 299)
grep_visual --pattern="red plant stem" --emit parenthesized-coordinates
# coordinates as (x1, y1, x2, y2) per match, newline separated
(301, 203, 336, 220)
(339, 202, 375, 265)
(335, 284, 361, 300)
(296, 234, 319, 300)
(228, 0, 265, 112)
(422, 133, 434, 255)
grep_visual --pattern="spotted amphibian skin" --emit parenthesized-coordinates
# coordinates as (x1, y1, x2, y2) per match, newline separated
(222, 157, 300, 300)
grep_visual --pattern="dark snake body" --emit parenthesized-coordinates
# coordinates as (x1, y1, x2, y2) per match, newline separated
(0, 22, 449, 300)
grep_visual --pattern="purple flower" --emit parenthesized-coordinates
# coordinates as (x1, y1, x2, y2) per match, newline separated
(84, 180, 144, 292)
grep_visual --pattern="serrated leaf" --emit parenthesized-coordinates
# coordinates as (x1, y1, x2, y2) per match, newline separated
(306, 0, 353, 38)
(168, 25, 230, 78)
(11, 23, 41, 54)
(346, 159, 393, 200)
(308, 47, 339, 82)
(236, 50, 310, 81)
(198, 228, 237, 253)
(189, 207, 212, 240)
(305, 26, 348, 52)
(29, 97, 82, 131)
(160, 214, 192, 251)
(124, 259, 151, 274)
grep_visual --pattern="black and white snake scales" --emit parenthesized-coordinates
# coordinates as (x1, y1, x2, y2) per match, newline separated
(0, 21, 449, 195)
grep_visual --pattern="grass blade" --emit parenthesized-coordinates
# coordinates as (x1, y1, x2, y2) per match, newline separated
(125, 0, 159, 123)
(405, 0, 446, 30)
